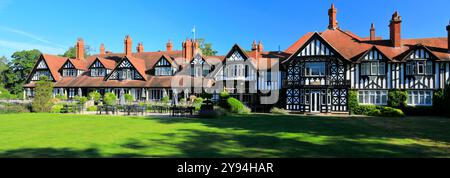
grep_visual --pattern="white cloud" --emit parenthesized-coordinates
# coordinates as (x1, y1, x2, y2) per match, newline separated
(0, 26, 66, 48)
(0, 39, 65, 54)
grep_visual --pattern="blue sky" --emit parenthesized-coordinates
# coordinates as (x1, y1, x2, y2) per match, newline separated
(0, 0, 449, 59)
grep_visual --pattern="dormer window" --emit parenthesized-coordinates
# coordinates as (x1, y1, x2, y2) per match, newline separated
(90, 60, 107, 77)
(405, 48, 433, 76)
(406, 60, 432, 76)
(360, 50, 386, 76)
(32, 60, 53, 81)
(108, 59, 144, 80)
(190, 54, 210, 77)
(61, 61, 79, 77)
(155, 57, 175, 76)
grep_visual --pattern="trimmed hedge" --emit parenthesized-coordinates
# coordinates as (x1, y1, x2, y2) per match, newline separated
(226, 97, 251, 114)
(352, 105, 404, 117)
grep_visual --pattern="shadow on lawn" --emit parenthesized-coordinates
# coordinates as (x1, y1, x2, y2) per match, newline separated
(0, 148, 102, 158)
(143, 114, 450, 157)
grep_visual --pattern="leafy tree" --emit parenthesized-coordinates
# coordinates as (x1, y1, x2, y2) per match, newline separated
(60, 45, 93, 58)
(74, 96, 88, 105)
(32, 76, 54, 112)
(196, 38, 217, 56)
(4, 50, 41, 95)
(0, 56, 8, 84)
(103, 92, 117, 106)
(88, 91, 101, 103)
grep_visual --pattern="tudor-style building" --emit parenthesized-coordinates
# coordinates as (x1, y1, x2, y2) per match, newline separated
(23, 4, 450, 114)
(282, 4, 450, 113)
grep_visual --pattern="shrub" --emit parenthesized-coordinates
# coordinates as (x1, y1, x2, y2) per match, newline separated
(380, 107, 405, 117)
(348, 90, 359, 114)
(51, 104, 64, 113)
(0, 87, 17, 99)
(226, 97, 251, 114)
(32, 76, 54, 112)
(219, 91, 231, 109)
(270, 107, 289, 115)
(352, 105, 380, 115)
(0, 103, 30, 114)
(55, 94, 68, 100)
(87, 106, 97, 112)
(103, 92, 117, 106)
(88, 91, 101, 103)
(160, 96, 169, 104)
(74, 96, 88, 105)
(388, 90, 407, 108)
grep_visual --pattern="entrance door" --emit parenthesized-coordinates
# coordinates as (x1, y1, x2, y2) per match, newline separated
(310, 91, 320, 113)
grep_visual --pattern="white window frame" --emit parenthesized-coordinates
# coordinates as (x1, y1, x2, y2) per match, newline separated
(358, 90, 388, 105)
(407, 90, 433, 106)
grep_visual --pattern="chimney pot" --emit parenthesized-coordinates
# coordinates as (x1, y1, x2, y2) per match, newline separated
(328, 3, 338, 30)
(76, 38, 84, 59)
(389, 11, 402, 47)
(258, 41, 264, 52)
(100, 43, 105, 55)
(166, 40, 173, 51)
(124, 35, 132, 56)
(447, 20, 450, 52)
(370, 23, 376, 41)
(137, 42, 144, 54)
(251, 40, 257, 51)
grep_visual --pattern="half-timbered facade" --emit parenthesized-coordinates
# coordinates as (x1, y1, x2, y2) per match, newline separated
(282, 4, 450, 113)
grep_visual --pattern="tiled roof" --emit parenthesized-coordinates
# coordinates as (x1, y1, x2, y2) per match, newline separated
(285, 29, 449, 62)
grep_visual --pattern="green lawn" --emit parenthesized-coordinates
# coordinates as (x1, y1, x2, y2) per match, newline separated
(0, 113, 449, 158)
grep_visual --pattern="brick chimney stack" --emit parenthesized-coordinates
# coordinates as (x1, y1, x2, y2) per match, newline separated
(389, 11, 402, 47)
(137, 42, 144, 54)
(76, 38, 84, 59)
(328, 3, 338, 30)
(193, 40, 200, 55)
(258, 41, 264, 52)
(166, 40, 173, 51)
(182, 38, 193, 60)
(447, 20, 450, 52)
(124, 35, 132, 56)
(251, 40, 257, 51)
(100, 43, 105, 55)
(370, 23, 376, 41)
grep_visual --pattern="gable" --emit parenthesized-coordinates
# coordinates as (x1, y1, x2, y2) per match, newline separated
(156, 57, 171, 67)
(191, 54, 206, 65)
(62, 61, 75, 69)
(89, 59, 105, 69)
(357, 47, 389, 62)
(224, 45, 249, 62)
(297, 38, 334, 57)
(36, 59, 48, 69)
(106, 57, 145, 81)
(407, 48, 432, 60)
